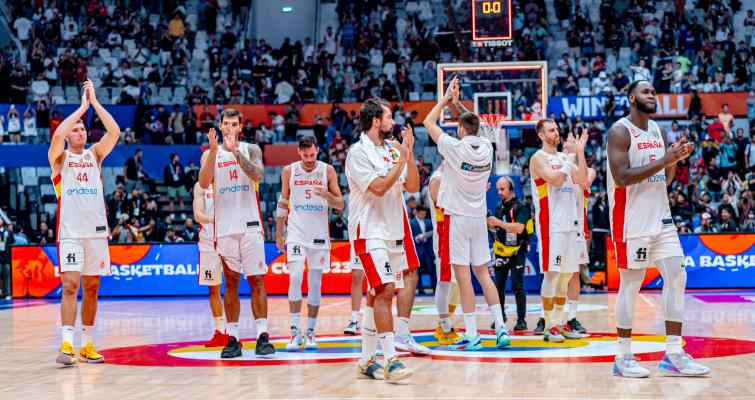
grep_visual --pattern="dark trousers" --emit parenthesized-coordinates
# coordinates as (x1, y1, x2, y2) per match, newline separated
(493, 252, 527, 320)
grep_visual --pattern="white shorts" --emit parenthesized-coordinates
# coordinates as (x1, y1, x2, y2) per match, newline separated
(58, 238, 110, 275)
(615, 229, 684, 270)
(353, 238, 406, 290)
(444, 214, 491, 266)
(215, 232, 267, 277)
(540, 231, 580, 273)
(287, 243, 330, 270)
(576, 231, 589, 266)
(198, 251, 223, 286)
(349, 242, 363, 271)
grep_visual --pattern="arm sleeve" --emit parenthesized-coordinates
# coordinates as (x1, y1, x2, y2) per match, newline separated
(345, 149, 379, 193)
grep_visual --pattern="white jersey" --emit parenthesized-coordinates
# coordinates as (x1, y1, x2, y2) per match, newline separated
(531, 150, 581, 236)
(426, 170, 444, 255)
(346, 134, 407, 241)
(53, 149, 108, 240)
(607, 117, 673, 241)
(287, 161, 330, 248)
(437, 133, 493, 217)
(198, 185, 215, 252)
(213, 142, 263, 238)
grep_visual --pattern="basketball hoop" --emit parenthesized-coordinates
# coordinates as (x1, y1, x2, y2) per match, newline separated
(479, 114, 506, 144)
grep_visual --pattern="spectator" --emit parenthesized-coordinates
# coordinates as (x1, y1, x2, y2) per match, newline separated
(264, 216, 276, 241)
(718, 208, 738, 232)
(329, 208, 348, 240)
(592, 71, 611, 94)
(275, 77, 295, 104)
(163, 153, 187, 212)
(30, 73, 49, 102)
(22, 109, 37, 144)
(32, 222, 53, 244)
(718, 104, 734, 134)
(10, 67, 30, 104)
(181, 219, 198, 241)
(124, 149, 145, 192)
(694, 212, 718, 233)
(169, 105, 185, 144)
(410, 206, 435, 293)
(329, 130, 348, 167)
(168, 12, 185, 39)
(270, 111, 285, 142)
(745, 133, 755, 172)
(7, 106, 21, 145)
(741, 211, 755, 232)
(284, 101, 300, 141)
(164, 227, 184, 243)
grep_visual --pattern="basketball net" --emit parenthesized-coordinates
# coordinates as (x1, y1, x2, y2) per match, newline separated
(479, 114, 510, 174)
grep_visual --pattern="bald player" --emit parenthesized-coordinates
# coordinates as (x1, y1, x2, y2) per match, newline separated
(607, 80, 709, 377)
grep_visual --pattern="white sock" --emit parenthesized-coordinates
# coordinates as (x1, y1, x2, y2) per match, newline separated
(290, 312, 301, 330)
(61, 325, 74, 344)
(543, 307, 553, 330)
(666, 335, 683, 355)
(463, 313, 478, 337)
(307, 317, 317, 333)
(213, 317, 225, 332)
(227, 322, 240, 339)
(351, 311, 359, 322)
(490, 303, 505, 331)
(618, 337, 632, 356)
(568, 300, 579, 321)
(439, 317, 452, 333)
(378, 332, 396, 360)
(255, 318, 268, 337)
(81, 325, 93, 347)
(360, 307, 378, 364)
(396, 317, 410, 336)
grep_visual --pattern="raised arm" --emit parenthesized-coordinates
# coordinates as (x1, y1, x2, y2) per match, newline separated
(314, 164, 345, 210)
(573, 129, 589, 188)
(529, 152, 569, 187)
(225, 131, 264, 181)
(198, 128, 218, 189)
(423, 76, 458, 144)
(274, 165, 291, 251)
(191, 182, 213, 224)
(401, 125, 420, 193)
(86, 80, 121, 162)
(607, 123, 693, 187)
(49, 89, 89, 169)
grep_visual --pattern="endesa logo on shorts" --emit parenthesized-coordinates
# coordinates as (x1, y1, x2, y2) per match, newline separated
(293, 203, 325, 212)
(66, 187, 98, 195)
(217, 184, 250, 194)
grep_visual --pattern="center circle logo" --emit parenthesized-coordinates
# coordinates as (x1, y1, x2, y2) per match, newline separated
(99, 331, 755, 367)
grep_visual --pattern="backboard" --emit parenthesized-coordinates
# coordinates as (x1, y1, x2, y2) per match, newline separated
(436, 61, 548, 129)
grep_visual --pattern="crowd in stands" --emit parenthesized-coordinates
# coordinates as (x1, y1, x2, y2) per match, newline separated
(1, 0, 755, 279)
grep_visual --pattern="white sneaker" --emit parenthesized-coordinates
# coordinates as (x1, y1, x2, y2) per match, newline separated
(304, 328, 317, 350)
(659, 352, 711, 376)
(394, 333, 432, 355)
(344, 320, 359, 335)
(285, 327, 303, 350)
(613, 354, 651, 378)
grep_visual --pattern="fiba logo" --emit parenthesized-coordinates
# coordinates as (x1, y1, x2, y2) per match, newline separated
(555, 255, 561, 266)
(204, 270, 212, 280)
(635, 247, 648, 262)
(66, 253, 76, 265)
(292, 245, 301, 255)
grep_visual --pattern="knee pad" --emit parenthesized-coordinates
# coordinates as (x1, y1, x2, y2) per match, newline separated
(656, 256, 687, 323)
(287, 260, 305, 302)
(615, 268, 645, 329)
(541, 271, 560, 298)
(306, 269, 323, 307)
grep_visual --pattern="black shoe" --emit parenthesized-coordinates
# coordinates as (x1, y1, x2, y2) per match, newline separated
(567, 318, 587, 334)
(514, 319, 527, 331)
(255, 332, 275, 356)
(533, 318, 545, 335)
(221, 336, 242, 358)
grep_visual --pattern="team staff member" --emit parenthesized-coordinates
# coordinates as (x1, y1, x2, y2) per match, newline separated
(487, 176, 531, 332)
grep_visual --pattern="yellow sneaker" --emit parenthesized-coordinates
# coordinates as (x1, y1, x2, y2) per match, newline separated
(356, 356, 384, 380)
(78, 342, 105, 363)
(384, 356, 413, 382)
(433, 323, 461, 345)
(56, 341, 77, 366)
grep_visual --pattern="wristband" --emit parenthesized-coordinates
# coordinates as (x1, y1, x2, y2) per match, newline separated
(278, 196, 289, 206)
(275, 207, 288, 218)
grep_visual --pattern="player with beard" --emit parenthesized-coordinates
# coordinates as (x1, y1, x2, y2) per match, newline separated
(198, 108, 274, 358)
(607, 80, 709, 377)
(276, 135, 344, 350)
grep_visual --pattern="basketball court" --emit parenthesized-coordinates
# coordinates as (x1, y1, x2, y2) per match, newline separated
(1, 292, 754, 399)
